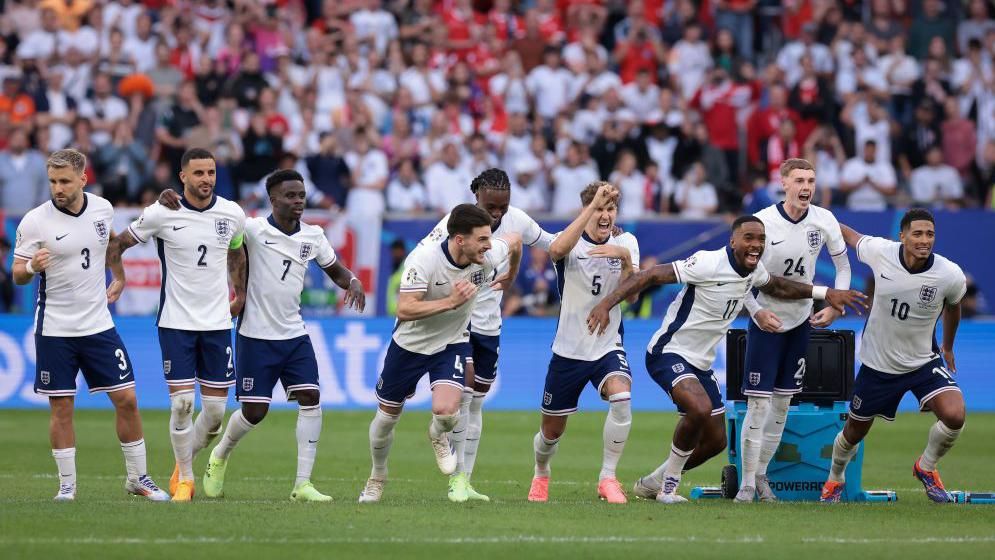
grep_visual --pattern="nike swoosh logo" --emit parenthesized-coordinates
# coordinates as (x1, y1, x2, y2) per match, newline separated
(771, 240, 785, 245)
(775, 421, 785, 425)
(308, 439, 318, 444)
(435, 281, 449, 286)
(576, 256, 589, 260)
(226, 371, 234, 378)
(880, 274, 891, 280)
(373, 445, 387, 450)
(612, 440, 625, 444)
(172, 226, 188, 231)
(119, 372, 130, 380)
(748, 426, 760, 430)
(265, 240, 277, 245)
(56, 234, 69, 240)
(717, 282, 729, 286)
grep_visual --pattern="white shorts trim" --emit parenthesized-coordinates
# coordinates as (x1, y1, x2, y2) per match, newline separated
(464, 357, 474, 364)
(541, 407, 578, 417)
(285, 383, 320, 393)
(848, 410, 896, 422)
(918, 386, 962, 410)
(773, 388, 803, 395)
(670, 373, 698, 388)
(474, 376, 494, 386)
(237, 396, 271, 404)
(197, 378, 235, 389)
(430, 380, 464, 391)
(88, 381, 136, 394)
(742, 389, 773, 397)
(35, 389, 77, 397)
(596, 371, 632, 397)
(677, 407, 726, 418)
(165, 378, 197, 386)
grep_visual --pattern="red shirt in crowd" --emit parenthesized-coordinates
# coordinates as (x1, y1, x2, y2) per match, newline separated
(690, 80, 755, 151)
(616, 40, 658, 84)
(747, 105, 800, 166)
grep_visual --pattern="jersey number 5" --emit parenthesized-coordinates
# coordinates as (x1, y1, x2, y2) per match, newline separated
(591, 275, 602, 295)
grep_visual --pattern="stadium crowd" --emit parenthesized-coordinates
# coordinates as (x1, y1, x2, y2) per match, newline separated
(0, 0, 994, 220)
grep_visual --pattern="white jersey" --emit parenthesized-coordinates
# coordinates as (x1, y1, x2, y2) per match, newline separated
(753, 203, 847, 330)
(394, 238, 510, 355)
(421, 205, 554, 336)
(238, 217, 337, 340)
(856, 236, 966, 374)
(14, 194, 115, 337)
(551, 232, 640, 360)
(128, 196, 246, 331)
(649, 248, 772, 371)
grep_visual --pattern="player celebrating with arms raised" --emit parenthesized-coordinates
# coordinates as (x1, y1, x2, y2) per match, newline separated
(420, 168, 554, 502)
(108, 148, 246, 502)
(527, 182, 640, 504)
(14, 149, 169, 501)
(821, 209, 967, 503)
(588, 216, 866, 503)
(359, 204, 521, 503)
(736, 159, 852, 502)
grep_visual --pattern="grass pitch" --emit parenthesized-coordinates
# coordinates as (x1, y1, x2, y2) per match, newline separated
(1, 409, 994, 559)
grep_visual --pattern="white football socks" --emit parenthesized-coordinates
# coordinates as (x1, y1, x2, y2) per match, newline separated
(757, 394, 790, 476)
(740, 396, 770, 488)
(52, 447, 76, 489)
(192, 395, 226, 456)
(463, 391, 486, 478)
(451, 390, 472, 473)
(295, 405, 322, 485)
(169, 390, 195, 481)
(429, 413, 458, 439)
(648, 444, 694, 487)
(369, 409, 399, 480)
(120, 439, 148, 480)
(212, 408, 256, 461)
(919, 420, 962, 471)
(533, 431, 559, 477)
(600, 392, 631, 480)
(828, 432, 858, 483)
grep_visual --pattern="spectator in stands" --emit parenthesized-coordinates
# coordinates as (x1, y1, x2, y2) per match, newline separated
(909, 0, 956, 60)
(909, 145, 964, 208)
(897, 100, 943, 179)
(386, 157, 426, 213)
(674, 162, 719, 219)
(621, 68, 659, 117)
(841, 140, 898, 211)
(958, 0, 995, 54)
(879, 34, 920, 126)
(777, 22, 834, 88)
(804, 125, 847, 207)
(765, 119, 801, 197)
(0, 76, 36, 126)
(156, 80, 203, 175)
(78, 72, 128, 146)
(36, 69, 77, 151)
(526, 46, 572, 126)
(510, 158, 546, 213)
(952, 38, 993, 118)
(747, 84, 799, 174)
(789, 55, 833, 144)
(227, 51, 269, 109)
(609, 149, 648, 220)
(715, 0, 756, 62)
(941, 96, 977, 181)
(238, 112, 283, 197)
(551, 141, 598, 215)
(668, 22, 711, 100)
(95, 119, 149, 205)
(0, 127, 49, 214)
(148, 41, 184, 104)
(844, 97, 893, 165)
(123, 13, 157, 72)
(425, 139, 473, 213)
(591, 116, 641, 181)
(16, 7, 58, 62)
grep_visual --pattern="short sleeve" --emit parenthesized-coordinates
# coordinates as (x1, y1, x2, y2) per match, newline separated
(823, 214, 847, 257)
(399, 251, 430, 293)
(315, 234, 337, 268)
(751, 259, 772, 287)
(672, 250, 712, 285)
(855, 235, 892, 266)
(520, 212, 552, 250)
(621, 233, 640, 270)
(13, 214, 41, 261)
(419, 214, 450, 246)
(486, 237, 511, 271)
(945, 266, 968, 305)
(127, 202, 165, 243)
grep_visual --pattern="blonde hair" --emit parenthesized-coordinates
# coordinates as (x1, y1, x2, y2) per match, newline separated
(779, 158, 814, 178)
(47, 149, 87, 176)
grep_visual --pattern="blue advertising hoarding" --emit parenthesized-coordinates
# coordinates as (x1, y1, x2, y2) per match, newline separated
(1, 316, 992, 412)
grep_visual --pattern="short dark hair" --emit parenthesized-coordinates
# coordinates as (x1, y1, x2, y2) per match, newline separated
(181, 148, 215, 168)
(470, 168, 511, 194)
(447, 204, 493, 236)
(580, 180, 613, 206)
(732, 215, 764, 232)
(900, 208, 935, 231)
(265, 168, 304, 194)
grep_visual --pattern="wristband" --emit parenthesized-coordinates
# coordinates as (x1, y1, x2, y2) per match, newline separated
(812, 286, 828, 300)
(25, 260, 35, 275)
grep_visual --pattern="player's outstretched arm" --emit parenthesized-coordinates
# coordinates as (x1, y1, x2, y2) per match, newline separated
(322, 261, 366, 313)
(839, 223, 864, 249)
(548, 183, 617, 261)
(586, 263, 678, 335)
(227, 245, 247, 317)
(941, 301, 961, 372)
(758, 276, 868, 316)
(396, 280, 477, 321)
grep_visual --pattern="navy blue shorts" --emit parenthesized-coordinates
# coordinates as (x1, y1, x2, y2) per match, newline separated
(742, 320, 811, 396)
(849, 357, 960, 422)
(541, 351, 631, 416)
(35, 328, 135, 397)
(376, 341, 466, 407)
(646, 352, 725, 417)
(467, 332, 500, 385)
(235, 334, 319, 404)
(158, 327, 234, 389)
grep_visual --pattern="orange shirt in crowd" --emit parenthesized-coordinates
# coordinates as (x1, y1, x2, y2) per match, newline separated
(0, 94, 36, 125)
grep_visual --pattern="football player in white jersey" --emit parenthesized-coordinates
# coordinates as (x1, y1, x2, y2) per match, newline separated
(735, 159, 852, 502)
(419, 168, 553, 502)
(359, 204, 521, 503)
(588, 216, 867, 503)
(527, 182, 640, 504)
(13, 149, 169, 502)
(821, 209, 968, 503)
(157, 169, 366, 501)
(108, 148, 247, 502)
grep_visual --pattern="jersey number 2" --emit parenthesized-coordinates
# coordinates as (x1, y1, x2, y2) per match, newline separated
(197, 245, 208, 267)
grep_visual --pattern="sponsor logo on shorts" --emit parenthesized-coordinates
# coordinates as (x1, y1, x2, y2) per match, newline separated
(671, 362, 685, 374)
(749, 371, 761, 386)
(242, 378, 254, 392)
(300, 242, 313, 260)
(851, 395, 862, 410)
(543, 391, 552, 406)
(163, 360, 171, 375)
(40, 371, 50, 385)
